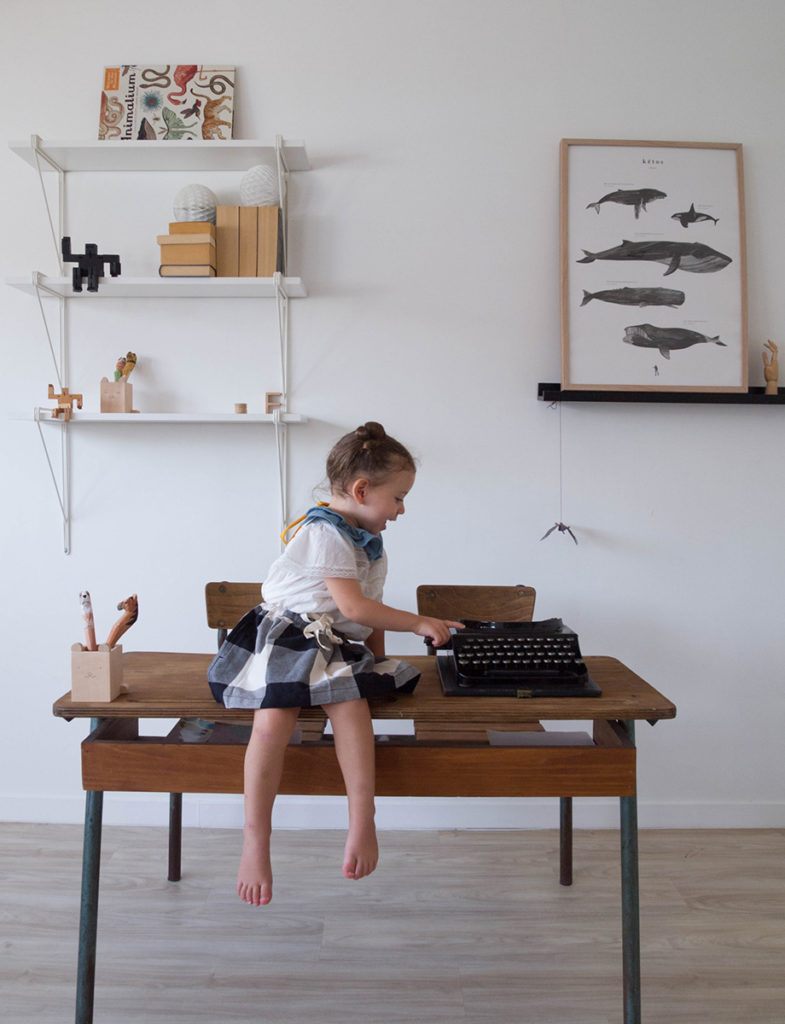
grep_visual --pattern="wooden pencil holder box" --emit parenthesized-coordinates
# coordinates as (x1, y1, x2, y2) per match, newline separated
(100, 377, 133, 413)
(71, 643, 123, 702)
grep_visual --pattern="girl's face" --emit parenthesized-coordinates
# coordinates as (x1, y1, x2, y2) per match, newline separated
(353, 468, 415, 535)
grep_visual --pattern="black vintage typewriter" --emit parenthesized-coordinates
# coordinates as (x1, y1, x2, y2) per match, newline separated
(436, 618, 601, 698)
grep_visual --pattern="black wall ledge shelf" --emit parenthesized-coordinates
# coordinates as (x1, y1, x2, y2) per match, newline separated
(538, 383, 785, 405)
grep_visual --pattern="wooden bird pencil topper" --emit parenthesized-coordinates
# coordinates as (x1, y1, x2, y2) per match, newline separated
(106, 594, 139, 648)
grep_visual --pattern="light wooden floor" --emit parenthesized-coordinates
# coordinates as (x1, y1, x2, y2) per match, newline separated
(2, 824, 783, 1023)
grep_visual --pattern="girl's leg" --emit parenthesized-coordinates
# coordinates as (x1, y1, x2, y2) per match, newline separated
(238, 706, 300, 905)
(323, 698, 378, 880)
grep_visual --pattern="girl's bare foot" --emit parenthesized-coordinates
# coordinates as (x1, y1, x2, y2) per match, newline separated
(342, 822, 379, 880)
(237, 826, 273, 906)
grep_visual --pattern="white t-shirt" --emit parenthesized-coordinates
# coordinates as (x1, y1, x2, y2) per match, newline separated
(262, 520, 387, 641)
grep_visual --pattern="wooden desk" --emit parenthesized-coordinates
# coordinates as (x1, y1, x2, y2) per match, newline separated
(54, 652, 675, 1024)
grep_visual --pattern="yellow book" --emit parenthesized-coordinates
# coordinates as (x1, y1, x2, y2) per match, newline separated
(238, 206, 257, 277)
(159, 265, 217, 277)
(257, 206, 282, 277)
(216, 206, 240, 276)
(156, 233, 215, 246)
(159, 241, 216, 265)
(169, 221, 216, 237)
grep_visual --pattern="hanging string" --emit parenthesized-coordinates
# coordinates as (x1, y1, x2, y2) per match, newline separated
(541, 400, 577, 544)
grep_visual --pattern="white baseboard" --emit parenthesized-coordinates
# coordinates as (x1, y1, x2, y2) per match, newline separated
(1, 795, 783, 830)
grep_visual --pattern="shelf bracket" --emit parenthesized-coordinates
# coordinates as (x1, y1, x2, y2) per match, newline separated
(35, 408, 72, 555)
(30, 134, 65, 272)
(275, 135, 290, 276)
(272, 271, 291, 534)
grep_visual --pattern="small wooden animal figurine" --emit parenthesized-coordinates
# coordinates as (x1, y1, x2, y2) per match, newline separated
(121, 352, 137, 379)
(762, 340, 779, 396)
(61, 236, 121, 293)
(48, 384, 83, 421)
(113, 357, 127, 381)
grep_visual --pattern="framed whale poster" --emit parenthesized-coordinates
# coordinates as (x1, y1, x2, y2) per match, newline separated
(560, 139, 747, 392)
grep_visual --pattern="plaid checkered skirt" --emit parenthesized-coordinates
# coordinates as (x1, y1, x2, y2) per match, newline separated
(207, 605, 420, 709)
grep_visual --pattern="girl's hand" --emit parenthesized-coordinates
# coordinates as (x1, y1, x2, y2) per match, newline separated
(414, 617, 464, 647)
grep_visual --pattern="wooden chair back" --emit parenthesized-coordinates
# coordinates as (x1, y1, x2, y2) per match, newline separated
(416, 584, 536, 623)
(417, 584, 536, 654)
(205, 581, 263, 647)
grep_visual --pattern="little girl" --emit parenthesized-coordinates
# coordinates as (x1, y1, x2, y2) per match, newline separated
(208, 421, 462, 906)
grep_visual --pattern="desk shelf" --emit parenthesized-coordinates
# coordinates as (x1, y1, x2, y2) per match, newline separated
(538, 382, 785, 404)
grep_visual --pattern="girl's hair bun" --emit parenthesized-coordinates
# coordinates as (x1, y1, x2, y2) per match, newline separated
(326, 421, 415, 493)
(356, 421, 386, 439)
(355, 421, 386, 449)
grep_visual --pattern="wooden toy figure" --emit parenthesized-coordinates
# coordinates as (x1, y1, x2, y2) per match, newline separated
(61, 236, 121, 292)
(48, 384, 83, 421)
(121, 352, 137, 378)
(113, 357, 127, 381)
(762, 340, 779, 395)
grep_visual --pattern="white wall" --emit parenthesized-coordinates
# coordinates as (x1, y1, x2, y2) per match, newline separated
(2, 0, 783, 831)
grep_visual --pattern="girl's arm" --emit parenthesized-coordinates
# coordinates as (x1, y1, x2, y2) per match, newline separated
(325, 577, 462, 648)
(365, 628, 386, 657)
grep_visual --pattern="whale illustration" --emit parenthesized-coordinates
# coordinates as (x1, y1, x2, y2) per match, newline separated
(623, 323, 727, 359)
(671, 203, 719, 228)
(586, 188, 666, 219)
(581, 286, 685, 308)
(577, 238, 732, 275)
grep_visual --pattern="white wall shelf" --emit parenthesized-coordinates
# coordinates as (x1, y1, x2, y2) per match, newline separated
(10, 137, 310, 173)
(34, 409, 307, 424)
(9, 274, 307, 299)
(12, 133, 311, 553)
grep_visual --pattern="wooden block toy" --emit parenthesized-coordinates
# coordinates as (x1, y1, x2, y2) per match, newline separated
(265, 391, 282, 414)
(71, 643, 123, 702)
(48, 384, 83, 421)
(100, 377, 135, 413)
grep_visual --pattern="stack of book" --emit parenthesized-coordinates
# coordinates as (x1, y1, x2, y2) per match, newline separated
(215, 206, 284, 277)
(158, 222, 217, 277)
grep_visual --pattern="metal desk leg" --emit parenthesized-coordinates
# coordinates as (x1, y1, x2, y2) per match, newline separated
(559, 796, 573, 885)
(168, 793, 183, 881)
(620, 721, 640, 1024)
(76, 788, 103, 1024)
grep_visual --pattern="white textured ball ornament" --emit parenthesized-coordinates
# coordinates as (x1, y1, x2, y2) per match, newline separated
(173, 184, 218, 223)
(240, 164, 280, 206)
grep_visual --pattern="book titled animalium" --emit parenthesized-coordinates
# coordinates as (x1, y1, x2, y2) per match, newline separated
(99, 65, 235, 141)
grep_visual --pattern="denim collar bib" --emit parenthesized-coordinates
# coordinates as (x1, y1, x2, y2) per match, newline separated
(303, 506, 384, 562)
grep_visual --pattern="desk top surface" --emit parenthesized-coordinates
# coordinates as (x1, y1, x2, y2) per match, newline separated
(53, 652, 676, 724)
